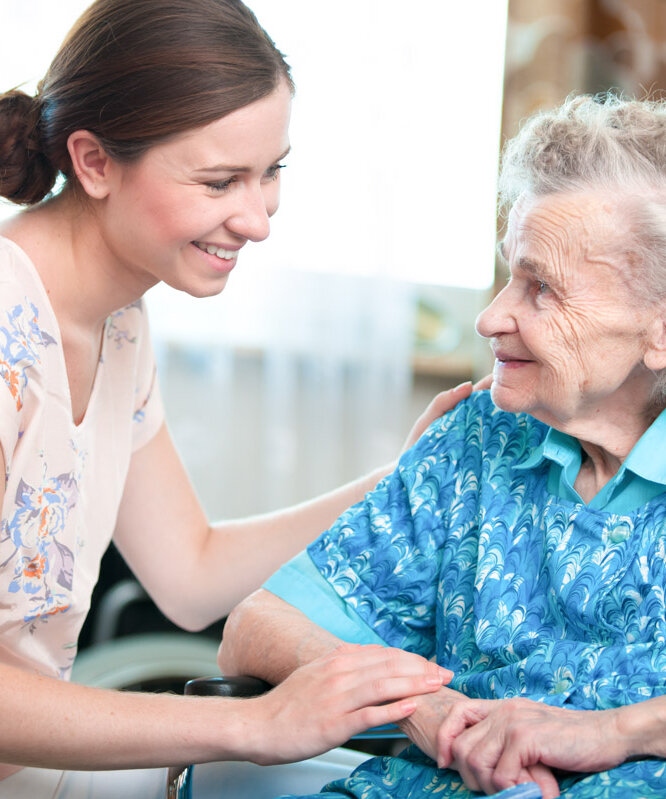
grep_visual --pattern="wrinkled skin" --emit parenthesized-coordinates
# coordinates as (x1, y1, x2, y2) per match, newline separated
(435, 697, 628, 799)
(475, 191, 666, 446)
(425, 190, 666, 795)
(399, 688, 557, 796)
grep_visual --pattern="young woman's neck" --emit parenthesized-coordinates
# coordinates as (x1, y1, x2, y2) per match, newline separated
(1, 189, 156, 331)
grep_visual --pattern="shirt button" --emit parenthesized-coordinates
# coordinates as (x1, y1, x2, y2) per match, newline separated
(608, 522, 632, 543)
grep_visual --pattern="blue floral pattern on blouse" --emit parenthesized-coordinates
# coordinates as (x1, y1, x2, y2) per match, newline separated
(281, 391, 666, 798)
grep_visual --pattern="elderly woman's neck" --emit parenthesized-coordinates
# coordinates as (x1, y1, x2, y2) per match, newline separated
(570, 410, 658, 503)
(573, 442, 624, 504)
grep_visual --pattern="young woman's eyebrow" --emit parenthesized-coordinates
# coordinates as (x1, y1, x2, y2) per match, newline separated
(193, 146, 291, 175)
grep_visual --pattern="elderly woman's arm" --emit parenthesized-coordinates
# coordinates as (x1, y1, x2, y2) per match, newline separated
(435, 695, 666, 799)
(220, 591, 552, 790)
(219, 592, 469, 762)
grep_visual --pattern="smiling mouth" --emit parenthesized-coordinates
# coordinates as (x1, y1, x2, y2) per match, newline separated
(495, 355, 534, 366)
(193, 241, 237, 260)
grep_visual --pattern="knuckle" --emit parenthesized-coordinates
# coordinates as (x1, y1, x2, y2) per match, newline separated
(327, 673, 346, 694)
(357, 706, 375, 728)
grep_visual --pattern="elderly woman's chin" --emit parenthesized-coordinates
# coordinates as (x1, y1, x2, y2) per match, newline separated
(489, 383, 532, 417)
(488, 367, 536, 414)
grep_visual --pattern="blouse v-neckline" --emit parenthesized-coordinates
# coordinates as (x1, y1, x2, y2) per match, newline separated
(0, 235, 109, 430)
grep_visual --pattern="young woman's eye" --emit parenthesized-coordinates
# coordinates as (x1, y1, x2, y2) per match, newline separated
(205, 177, 237, 193)
(264, 163, 286, 181)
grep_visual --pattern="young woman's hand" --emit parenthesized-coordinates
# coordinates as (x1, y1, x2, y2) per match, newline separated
(243, 643, 451, 765)
(436, 697, 628, 799)
(401, 376, 492, 453)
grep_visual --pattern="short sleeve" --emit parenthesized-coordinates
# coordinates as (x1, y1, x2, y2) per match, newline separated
(264, 550, 386, 645)
(130, 305, 165, 451)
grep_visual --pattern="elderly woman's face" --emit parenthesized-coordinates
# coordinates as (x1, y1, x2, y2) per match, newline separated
(475, 191, 660, 429)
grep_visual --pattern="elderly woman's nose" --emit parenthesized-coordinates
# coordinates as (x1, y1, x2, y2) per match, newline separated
(475, 288, 516, 339)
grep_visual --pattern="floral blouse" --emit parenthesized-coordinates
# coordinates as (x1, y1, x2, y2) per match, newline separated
(0, 237, 164, 680)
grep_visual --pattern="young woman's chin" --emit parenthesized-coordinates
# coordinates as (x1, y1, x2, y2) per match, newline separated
(163, 273, 232, 299)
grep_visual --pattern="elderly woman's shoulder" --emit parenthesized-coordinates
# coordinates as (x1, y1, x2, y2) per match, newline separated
(420, 388, 547, 457)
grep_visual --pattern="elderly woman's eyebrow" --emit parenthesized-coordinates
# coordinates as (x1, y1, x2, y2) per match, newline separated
(496, 244, 555, 283)
(517, 255, 556, 282)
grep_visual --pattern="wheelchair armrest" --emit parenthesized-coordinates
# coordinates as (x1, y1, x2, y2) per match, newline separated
(184, 675, 272, 698)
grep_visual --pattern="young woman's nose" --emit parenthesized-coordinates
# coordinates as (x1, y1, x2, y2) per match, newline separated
(226, 183, 273, 242)
(475, 283, 518, 339)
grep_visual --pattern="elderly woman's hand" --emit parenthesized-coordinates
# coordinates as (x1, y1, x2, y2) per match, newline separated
(401, 376, 492, 453)
(398, 684, 470, 761)
(399, 689, 550, 793)
(436, 697, 631, 798)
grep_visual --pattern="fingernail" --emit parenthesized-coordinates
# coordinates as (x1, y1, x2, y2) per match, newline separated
(453, 381, 472, 391)
(426, 676, 443, 685)
(440, 667, 454, 679)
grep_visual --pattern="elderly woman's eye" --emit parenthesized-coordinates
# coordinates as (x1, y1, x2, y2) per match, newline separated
(537, 280, 549, 294)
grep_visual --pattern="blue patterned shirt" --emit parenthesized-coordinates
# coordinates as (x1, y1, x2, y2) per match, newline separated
(266, 392, 666, 797)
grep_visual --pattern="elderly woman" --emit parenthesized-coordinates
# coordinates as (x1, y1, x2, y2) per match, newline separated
(219, 94, 666, 799)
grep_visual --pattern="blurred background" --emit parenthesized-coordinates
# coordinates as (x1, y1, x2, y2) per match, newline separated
(1, 0, 666, 658)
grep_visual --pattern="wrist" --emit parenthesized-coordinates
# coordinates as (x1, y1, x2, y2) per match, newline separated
(612, 698, 666, 760)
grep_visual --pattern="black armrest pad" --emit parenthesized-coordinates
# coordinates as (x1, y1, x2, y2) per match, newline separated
(184, 675, 272, 698)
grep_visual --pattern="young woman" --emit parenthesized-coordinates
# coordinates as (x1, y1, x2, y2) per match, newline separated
(0, 0, 468, 795)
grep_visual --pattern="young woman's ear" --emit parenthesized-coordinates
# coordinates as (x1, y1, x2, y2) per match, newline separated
(66, 130, 115, 199)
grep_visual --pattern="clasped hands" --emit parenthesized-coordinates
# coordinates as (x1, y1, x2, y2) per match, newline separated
(398, 684, 630, 799)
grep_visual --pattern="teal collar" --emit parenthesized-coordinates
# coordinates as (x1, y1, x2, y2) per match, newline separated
(516, 408, 666, 511)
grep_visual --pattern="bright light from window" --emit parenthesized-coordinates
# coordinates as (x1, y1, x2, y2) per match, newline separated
(0, 0, 507, 289)
(247, 0, 508, 289)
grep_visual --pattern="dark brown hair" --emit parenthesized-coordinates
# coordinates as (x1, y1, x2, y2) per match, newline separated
(0, 0, 293, 205)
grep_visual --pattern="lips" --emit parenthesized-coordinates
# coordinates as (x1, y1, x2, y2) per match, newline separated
(494, 351, 532, 363)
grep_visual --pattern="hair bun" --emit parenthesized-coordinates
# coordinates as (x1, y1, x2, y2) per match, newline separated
(0, 89, 58, 204)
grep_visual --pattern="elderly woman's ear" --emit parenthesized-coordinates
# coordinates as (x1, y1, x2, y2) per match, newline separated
(643, 314, 666, 372)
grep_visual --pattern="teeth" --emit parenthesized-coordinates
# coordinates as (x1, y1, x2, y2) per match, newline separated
(194, 241, 236, 260)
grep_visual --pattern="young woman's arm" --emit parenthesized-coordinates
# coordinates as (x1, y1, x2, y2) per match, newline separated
(113, 382, 478, 628)
(0, 644, 446, 771)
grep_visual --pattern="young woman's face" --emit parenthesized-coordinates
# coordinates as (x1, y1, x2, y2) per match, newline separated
(101, 80, 292, 298)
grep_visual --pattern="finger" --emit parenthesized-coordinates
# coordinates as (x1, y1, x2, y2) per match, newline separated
(493, 740, 561, 798)
(440, 381, 473, 406)
(449, 721, 500, 794)
(332, 644, 450, 682)
(436, 702, 492, 768)
(472, 374, 492, 391)
(344, 673, 446, 715)
(372, 646, 452, 684)
(347, 697, 420, 734)
(527, 764, 560, 799)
